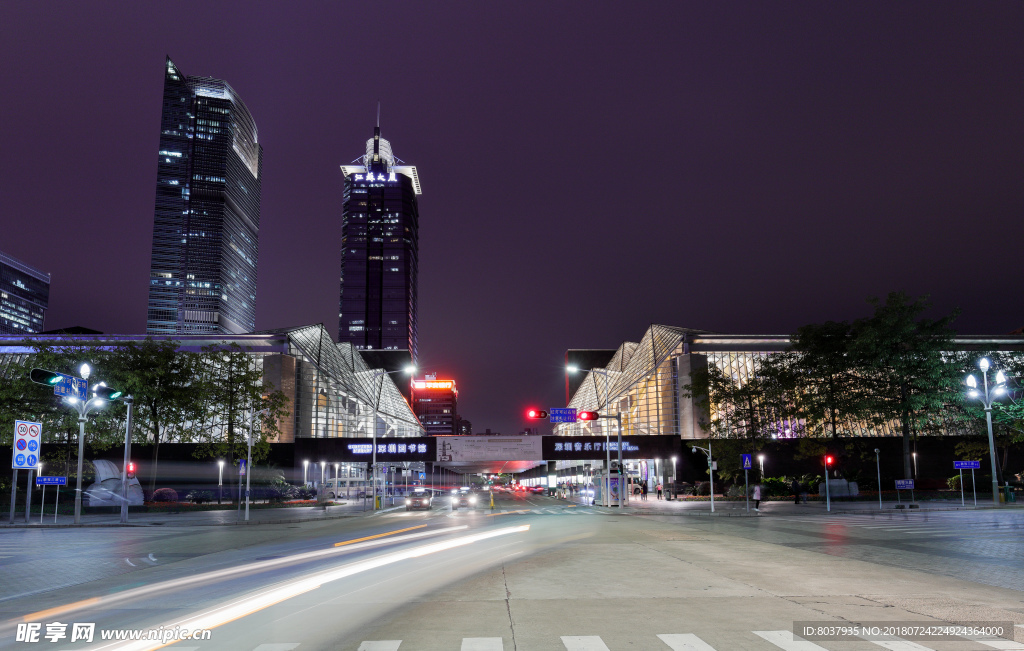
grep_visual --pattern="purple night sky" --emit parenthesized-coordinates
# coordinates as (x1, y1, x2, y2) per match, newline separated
(2, 3, 1021, 436)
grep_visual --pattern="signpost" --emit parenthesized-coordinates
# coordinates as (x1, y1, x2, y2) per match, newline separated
(11, 421, 43, 524)
(36, 476, 67, 524)
(549, 408, 578, 423)
(954, 461, 980, 506)
(895, 478, 915, 505)
(741, 454, 752, 512)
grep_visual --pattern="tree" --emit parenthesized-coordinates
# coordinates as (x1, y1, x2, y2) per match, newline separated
(104, 338, 205, 495)
(849, 292, 960, 479)
(191, 344, 289, 483)
(791, 320, 863, 438)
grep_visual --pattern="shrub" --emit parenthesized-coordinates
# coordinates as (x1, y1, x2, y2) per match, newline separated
(726, 484, 746, 497)
(152, 488, 178, 503)
(258, 478, 295, 503)
(761, 476, 791, 497)
(294, 486, 315, 500)
(695, 481, 711, 496)
(947, 475, 962, 491)
(186, 490, 214, 504)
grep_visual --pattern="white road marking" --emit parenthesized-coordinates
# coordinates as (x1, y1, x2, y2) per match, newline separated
(253, 645, 301, 651)
(125, 558, 136, 567)
(754, 630, 832, 650)
(461, 637, 504, 650)
(657, 633, 718, 650)
(561, 636, 611, 650)
(966, 636, 1024, 650)
(358, 642, 402, 651)
(862, 638, 935, 650)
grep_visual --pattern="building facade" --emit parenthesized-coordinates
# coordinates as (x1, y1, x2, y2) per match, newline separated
(412, 378, 458, 435)
(338, 127, 421, 361)
(0, 251, 50, 335)
(146, 57, 262, 335)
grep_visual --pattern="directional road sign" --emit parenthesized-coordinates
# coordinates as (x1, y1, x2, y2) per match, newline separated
(549, 408, 578, 423)
(954, 460, 981, 470)
(895, 479, 915, 490)
(36, 476, 67, 486)
(12, 420, 42, 469)
(741, 454, 752, 469)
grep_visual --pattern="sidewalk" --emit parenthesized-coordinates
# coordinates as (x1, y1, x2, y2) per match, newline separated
(0, 499, 380, 528)
(566, 493, 1021, 517)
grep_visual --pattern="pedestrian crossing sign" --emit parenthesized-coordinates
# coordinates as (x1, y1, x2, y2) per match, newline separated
(741, 454, 752, 469)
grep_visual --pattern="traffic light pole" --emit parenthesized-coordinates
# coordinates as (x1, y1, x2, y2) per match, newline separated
(119, 396, 134, 525)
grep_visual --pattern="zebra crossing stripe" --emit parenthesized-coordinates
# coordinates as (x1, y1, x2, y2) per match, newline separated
(862, 638, 935, 650)
(754, 630, 831, 650)
(966, 636, 1024, 650)
(657, 633, 718, 650)
(357, 641, 402, 650)
(461, 637, 504, 650)
(561, 635, 611, 650)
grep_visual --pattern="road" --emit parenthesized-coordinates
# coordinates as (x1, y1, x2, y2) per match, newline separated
(0, 491, 1021, 650)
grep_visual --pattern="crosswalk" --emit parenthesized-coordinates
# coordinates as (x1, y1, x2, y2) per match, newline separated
(218, 630, 1024, 651)
(384, 507, 599, 517)
(772, 512, 1024, 540)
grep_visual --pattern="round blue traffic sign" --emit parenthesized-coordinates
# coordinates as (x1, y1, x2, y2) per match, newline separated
(26, 455, 37, 467)
(15, 454, 26, 466)
(16, 439, 26, 451)
(27, 440, 38, 452)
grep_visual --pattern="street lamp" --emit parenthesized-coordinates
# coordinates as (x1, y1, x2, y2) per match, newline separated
(360, 365, 417, 510)
(66, 363, 110, 525)
(217, 460, 225, 504)
(567, 365, 623, 507)
(966, 358, 1008, 506)
(303, 459, 309, 485)
(757, 454, 765, 480)
(691, 443, 715, 512)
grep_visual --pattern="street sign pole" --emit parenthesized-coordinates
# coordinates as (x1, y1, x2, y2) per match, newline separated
(7, 469, 15, 524)
(960, 469, 964, 506)
(54, 484, 59, 523)
(120, 396, 134, 525)
(744, 468, 749, 513)
(24, 468, 33, 524)
(971, 468, 976, 506)
(40, 482, 45, 524)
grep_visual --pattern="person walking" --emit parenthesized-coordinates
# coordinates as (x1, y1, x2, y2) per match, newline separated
(641, 480, 649, 501)
(791, 478, 802, 504)
(656, 482, 663, 500)
(753, 483, 762, 511)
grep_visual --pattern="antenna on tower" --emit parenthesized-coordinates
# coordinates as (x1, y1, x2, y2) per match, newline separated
(376, 100, 380, 128)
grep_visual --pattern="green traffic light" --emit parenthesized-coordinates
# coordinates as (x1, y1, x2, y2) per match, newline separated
(49, 376, 61, 384)
(110, 391, 122, 399)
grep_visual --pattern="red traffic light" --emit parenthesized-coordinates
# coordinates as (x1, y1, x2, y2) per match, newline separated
(825, 455, 834, 466)
(578, 411, 599, 421)
(526, 409, 548, 419)
(126, 461, 137, 479)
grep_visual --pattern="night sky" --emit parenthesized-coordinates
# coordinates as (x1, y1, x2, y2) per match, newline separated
(2, 3, 1021, 436)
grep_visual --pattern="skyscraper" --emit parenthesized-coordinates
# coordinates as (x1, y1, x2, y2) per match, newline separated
(146, 57, 262, 335)
(0, 251, 49, 335)
(339, 126, 421, 361)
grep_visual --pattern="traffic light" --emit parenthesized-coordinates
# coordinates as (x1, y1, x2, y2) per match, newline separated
(578, 411, 599, 421)
(126, 462, 137, 480)
(92, 383, 123, 401)
(29, 368, 64, 385)
(526, 409, 548, 419)
(825, 455, 834, 467)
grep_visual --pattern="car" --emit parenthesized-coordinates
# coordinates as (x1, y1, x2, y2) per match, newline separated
(530, 486, 545, 494)
(453, 489, 478, 509)
(405, 489, 433, 511)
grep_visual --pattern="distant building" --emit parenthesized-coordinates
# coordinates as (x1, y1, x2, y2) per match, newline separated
(338, 125, 421, 362)
(0, 251, 49, 335)
(146, 57, 263, 335)
(412, 378, 457, 435)
(455, 416, 472, 436)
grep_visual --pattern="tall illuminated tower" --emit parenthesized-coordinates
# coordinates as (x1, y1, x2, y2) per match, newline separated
(146, 57, 262, 334)
(339, 126, 421, 362)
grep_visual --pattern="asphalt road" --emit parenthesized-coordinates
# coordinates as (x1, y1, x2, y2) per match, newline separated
(0, 492, 1021, 651)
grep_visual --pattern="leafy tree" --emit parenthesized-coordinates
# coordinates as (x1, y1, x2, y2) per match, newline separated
(104, 338, 205, 495)
(792, 320, 863, 438)
(689, 353, 801, 439)
(848, 292, 960, 479)
(191, 344, 289, 484)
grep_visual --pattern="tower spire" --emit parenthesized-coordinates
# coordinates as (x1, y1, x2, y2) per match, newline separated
(376, 100, 380, 128)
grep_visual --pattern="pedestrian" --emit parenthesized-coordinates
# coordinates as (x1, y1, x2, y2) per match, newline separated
(791, 478, 801, 504)
(641, 480, 648, 501)
(753, 483, 762, 511)
(656, 482, 663, 500)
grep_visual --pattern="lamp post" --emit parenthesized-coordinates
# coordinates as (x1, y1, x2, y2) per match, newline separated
(67, 364, 110, 525)
(567, 365, 623, 507)
(691, 443, 715, 512)
(361, 365, 417, 510)
(965, 358, 1008, 506)
(874, 448, 882, 510)
(303, 459, 309, 485)
(757, 454, 765, 481)
(218, 460, 224, 504)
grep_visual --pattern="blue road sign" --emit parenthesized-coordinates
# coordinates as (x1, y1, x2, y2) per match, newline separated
(51, 373, 87, 401)
(419, 472, 425, 479)
(239, 459, 247, 475)
(14, 454, 26, 467)
(954, 460, 981, 470)
(895, 479, 915, 490)
(741, 454, 752, 469)
(36, 476, 67, 486)
(549, 408, 578, 423)
(13, 420, 42, 469)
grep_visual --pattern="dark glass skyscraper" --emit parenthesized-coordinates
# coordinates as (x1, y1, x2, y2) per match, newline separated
(146, 57, 262, 335)
(0, 251, 49, 335)
(339, 127, 421, 360)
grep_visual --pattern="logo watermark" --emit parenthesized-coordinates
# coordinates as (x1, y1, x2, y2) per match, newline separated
(16, 622, 213, 644)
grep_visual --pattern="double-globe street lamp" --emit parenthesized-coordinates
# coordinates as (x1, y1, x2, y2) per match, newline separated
(965, 357, 1009, 506)
(60, 364, 120, 525)
(567, 365, 623, 507)
(360, 365, 416, 510)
